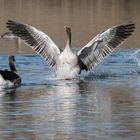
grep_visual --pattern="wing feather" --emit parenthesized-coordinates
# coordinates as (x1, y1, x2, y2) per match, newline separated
(77, 23, 135, 71)
(6, 20, 61, 68)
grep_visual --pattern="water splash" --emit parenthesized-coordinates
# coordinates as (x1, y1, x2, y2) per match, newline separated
(45, 70, 80, 81)
(131, 49, 140, 73)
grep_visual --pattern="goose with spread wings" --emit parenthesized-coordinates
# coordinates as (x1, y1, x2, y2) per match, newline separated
(6, 20, 135, 78)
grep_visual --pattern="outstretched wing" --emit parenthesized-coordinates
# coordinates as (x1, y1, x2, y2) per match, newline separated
(77, 23, 135, 71)
(6, 20, 61, 68)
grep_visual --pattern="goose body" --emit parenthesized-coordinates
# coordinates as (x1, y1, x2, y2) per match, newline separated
(56, 27, 81, 77)
(0, 56, 21, 88)
(56, 47, 80, 78)
(6, 20, 135, 79)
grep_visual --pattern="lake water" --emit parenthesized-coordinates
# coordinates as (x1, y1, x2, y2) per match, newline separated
(0, 0, 140, 140)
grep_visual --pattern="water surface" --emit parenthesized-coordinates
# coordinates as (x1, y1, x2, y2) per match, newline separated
(0, 49, 140, 140)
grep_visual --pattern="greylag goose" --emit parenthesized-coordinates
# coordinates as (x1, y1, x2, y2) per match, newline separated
(6, 20, 135, 78)
(1, 32, 18, 39)
(0, 56, 21, 88)
(1, 31, 21, 47)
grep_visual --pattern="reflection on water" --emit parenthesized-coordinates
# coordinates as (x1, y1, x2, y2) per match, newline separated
(0, 49, 140, 139)
(0, 80, 140, 139)
(0, 0, 140, 139)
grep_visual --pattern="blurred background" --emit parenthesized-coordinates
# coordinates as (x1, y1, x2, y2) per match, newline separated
(0, 0, 139, 54)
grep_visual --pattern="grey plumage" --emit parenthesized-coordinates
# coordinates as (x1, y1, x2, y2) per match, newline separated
(7, 20, 60, 69)
(77, 23, 135, 70)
